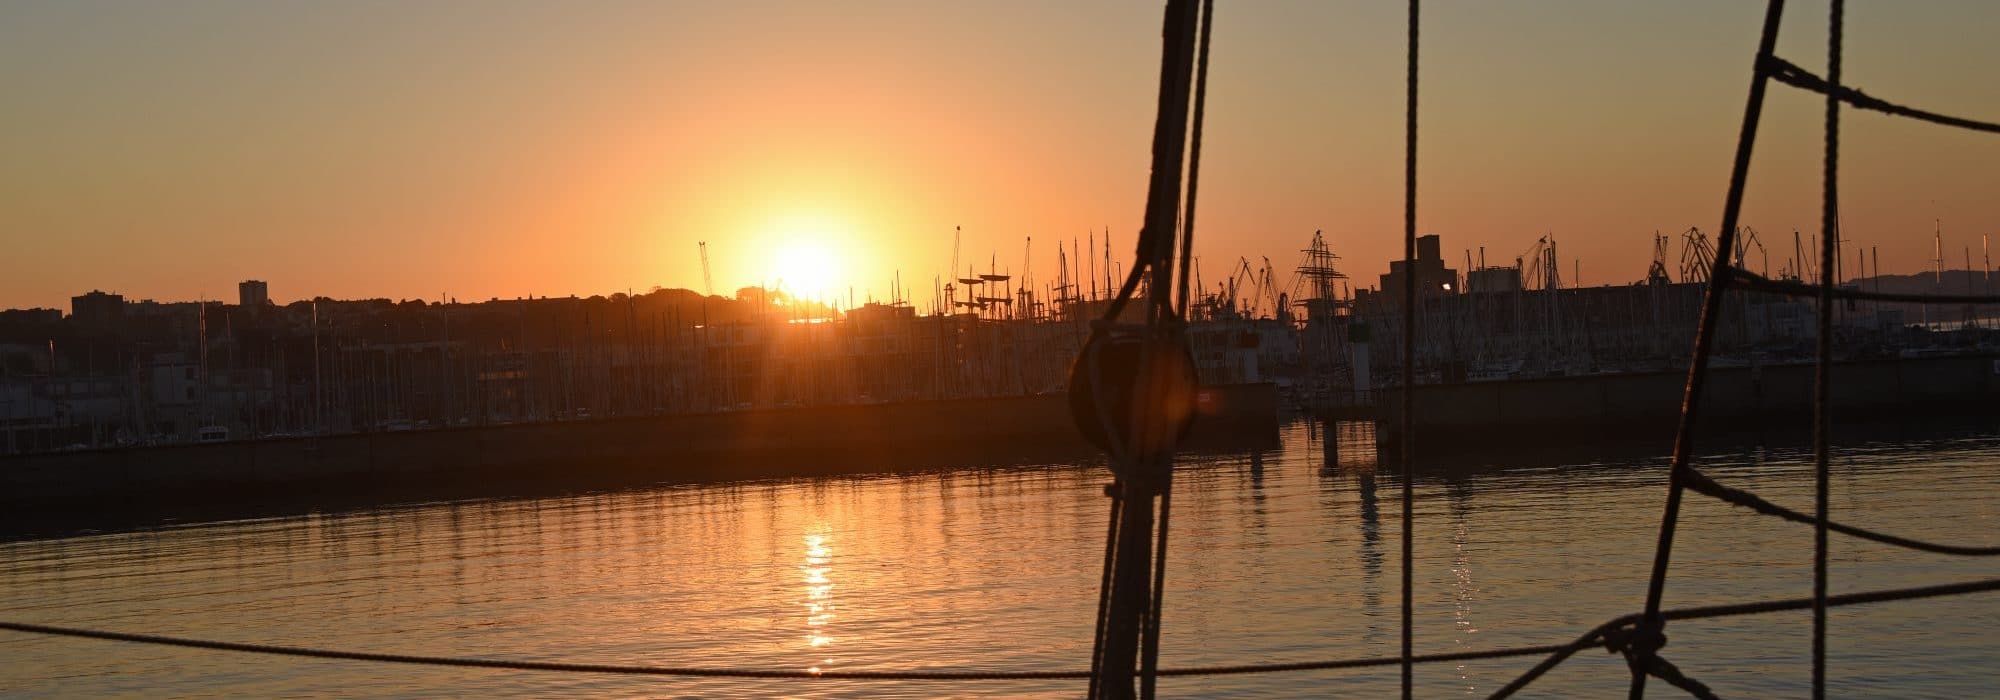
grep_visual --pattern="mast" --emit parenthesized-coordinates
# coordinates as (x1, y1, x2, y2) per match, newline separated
(1088, 230, 1098, 301)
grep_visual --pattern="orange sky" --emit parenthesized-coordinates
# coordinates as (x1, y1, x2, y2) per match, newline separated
(3, 1, 1997, 310)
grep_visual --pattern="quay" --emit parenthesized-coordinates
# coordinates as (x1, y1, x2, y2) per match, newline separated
(1367, 353, 2000, 448)
(0, 383, 1279, 537)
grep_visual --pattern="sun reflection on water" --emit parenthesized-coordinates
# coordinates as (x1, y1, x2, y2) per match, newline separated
(801, 530, 837, 664)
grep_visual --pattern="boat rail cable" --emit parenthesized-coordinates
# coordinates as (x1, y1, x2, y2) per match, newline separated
(9, 2, 2000, 696)
(3, 578, 1995, 683)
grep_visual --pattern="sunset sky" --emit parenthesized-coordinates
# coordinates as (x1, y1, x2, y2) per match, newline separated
(3, 1, 1997, 310)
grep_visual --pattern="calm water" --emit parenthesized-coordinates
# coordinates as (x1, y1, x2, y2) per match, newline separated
(4, 422, 1999, 698)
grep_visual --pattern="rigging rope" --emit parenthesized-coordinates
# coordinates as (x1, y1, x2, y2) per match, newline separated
(1087, 484, 1124, 697)
(1489, 577, 2000, 699)
(1633, 1, 1787, 695)
(1681, 469, 2000, 556)
(1173, 0, 1215, 319)
(1811, 6, 1842, 693)
(1399, 1, 1420, 697)
(1079, 0, 1204, 695)
(1140, 7, 1214, 696)
(1761, 56, 2000, 135)
(1624, 1, 2000, 696)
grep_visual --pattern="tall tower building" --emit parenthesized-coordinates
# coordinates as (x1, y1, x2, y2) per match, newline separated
(238, 280, 269, 308)
(70, 290, 126, 328)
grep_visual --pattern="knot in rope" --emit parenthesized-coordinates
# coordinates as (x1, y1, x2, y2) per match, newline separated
(1602, 621, 1665, 660)
(1605, 622, 1720, 700)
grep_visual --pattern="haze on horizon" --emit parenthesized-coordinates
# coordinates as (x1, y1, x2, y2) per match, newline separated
(3, 0, 1997, 310)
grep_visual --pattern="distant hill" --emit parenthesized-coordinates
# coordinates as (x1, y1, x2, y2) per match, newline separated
(1848, 270, 1999, 297)
(1841, 270, 1999, 325)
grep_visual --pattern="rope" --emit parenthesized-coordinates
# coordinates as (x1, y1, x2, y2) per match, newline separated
(7, 578, 1995, 685)
(0, 618, 1549, 679)
(1681, 469, 2000, 556)
(1140, 480, 1173, 699)
(1088, 0, 1202, 694)
(1140, 3, 1213, 694)
(1602, 625, 1718, 700)
(1490, 576, 2000, 699)
(1730, 268, 2000, 304)
(1761, 56, 2000, 135)
(1811, 4, 1843, 695)
(1633, 2, 1789, 696)
(1087, 483, 1124, 697)
(1400, 1, 1420, 696)
(1173, 0, 1215, 318)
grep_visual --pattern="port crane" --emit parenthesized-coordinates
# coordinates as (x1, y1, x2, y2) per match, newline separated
(1648, 232, 1672, 284)
(1731, 227, 1770, 278)
(1258, 256, 1283, 320)
(1678, 228, 1716, 284)
(1224, 257, 1256, 317)
(1520, 235, 1562, 291)
(698, 241, 714, 297)
(1681, 228, 1713, 283)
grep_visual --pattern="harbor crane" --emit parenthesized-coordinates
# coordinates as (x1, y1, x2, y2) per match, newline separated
(1734, 226, 1771, 278)
(1679, 228, 1715, 284)
(1226, 257, 1256, 317)
(1259, 256, 1282, 319)
(1648, 232, 1672, 284)
(698, 241, 714, 296)
(1520, 235, 1562, 291)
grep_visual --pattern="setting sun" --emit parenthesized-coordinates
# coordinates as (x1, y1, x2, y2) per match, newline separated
(771, 240, 841, 301)
(759, 211, 853, 302)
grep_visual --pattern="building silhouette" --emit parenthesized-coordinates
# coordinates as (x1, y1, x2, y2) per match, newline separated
(239, 280, 269, 308)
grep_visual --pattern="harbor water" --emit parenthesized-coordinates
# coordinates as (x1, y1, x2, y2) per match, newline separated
(3, 421, 1998, 697)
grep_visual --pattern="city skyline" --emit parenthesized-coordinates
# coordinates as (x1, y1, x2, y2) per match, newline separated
(5, 1, 1998, 310)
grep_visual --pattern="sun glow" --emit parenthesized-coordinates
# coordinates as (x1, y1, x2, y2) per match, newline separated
(772, 241, 841, 300)
(762, 212, 851, 302)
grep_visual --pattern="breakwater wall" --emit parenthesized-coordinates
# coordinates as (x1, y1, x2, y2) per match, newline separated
(0, 383, 1279, 533)
(1377, 354, 2000, 447)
